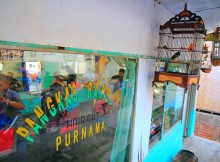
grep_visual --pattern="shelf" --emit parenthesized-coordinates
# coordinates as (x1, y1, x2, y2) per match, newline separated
(168, 61, 200, 65)
(153, 72, 200, 90)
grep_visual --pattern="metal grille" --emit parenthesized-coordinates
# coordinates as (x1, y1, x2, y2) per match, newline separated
(158, 28, 205, 62)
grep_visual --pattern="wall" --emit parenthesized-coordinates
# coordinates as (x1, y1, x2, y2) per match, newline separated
(130, 59, 155, 161)
(0, 0, 175, 161)
(0, 0, 171, 56)
(195, 112, 220, 142)
(145, 122, 184, 162)
(129, 2, 175, 161)
(197, 66, 220, 113)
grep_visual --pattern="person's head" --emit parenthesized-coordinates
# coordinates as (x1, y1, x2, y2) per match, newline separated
(0, 74, 9, 92)
(54, 72, 60, 80)
(119, 69, 125, 78)
(7, 72, 13, 78)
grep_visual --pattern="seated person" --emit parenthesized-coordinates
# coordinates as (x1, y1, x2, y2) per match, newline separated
(51, 72, 66, 87)
(0, 74, 24, 128)
(60, 65, 76, 85)
(6, 72, 21, 92)
(0, 75, 27, 162)
(95, 69, 125, 115)
(109, 68, 125, 93)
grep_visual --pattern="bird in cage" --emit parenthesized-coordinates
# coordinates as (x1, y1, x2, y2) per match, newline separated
(181, 43, 194, 52)
(171, 51, 180, 60)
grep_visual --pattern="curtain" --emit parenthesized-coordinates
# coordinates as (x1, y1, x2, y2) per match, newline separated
(110, 60, 137, 162)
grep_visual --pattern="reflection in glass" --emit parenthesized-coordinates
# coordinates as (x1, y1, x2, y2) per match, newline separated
(149, 82, 184, 149)
(164, 83, 184, 134)
(0, 49, 137, 162)
(149, 83, 165, 149)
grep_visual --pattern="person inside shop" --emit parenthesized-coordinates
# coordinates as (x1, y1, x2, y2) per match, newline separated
(110, 68, 125, 93)
(51, 72, 66, 87)
(20, 63, 29, 92)
(0, 74, 26, 161)
(41, 71, 65, 111)
(6, 71, 21, 92)
(47, 72, 67, 121)
(95, 69, 125, 115)
(0, 74, 24, 126)
(60, 65, 76, 85)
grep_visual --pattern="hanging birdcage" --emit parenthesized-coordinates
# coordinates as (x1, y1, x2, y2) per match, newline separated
(201, 43, 212, 73)
(153, 2, 206, 90)
(211, 27, 220, 66)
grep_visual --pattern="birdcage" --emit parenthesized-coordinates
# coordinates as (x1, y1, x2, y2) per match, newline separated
(158, 3, 206, 64)
(201, 43, 212, 73)
(211, 27, 220, 66)
(153, 3, 206, 90)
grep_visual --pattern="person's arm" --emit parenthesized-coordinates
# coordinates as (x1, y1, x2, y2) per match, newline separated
(58, 75, 69, 81)
(0, 94, 24, 110)
(8, 100, 24, 110)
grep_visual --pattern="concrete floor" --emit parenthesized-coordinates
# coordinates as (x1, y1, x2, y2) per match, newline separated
(183, 136, 220, 162)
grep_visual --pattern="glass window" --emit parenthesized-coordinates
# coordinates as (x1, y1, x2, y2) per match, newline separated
(163, 83, 185, 134)
(149, 83, 165, 149)
(149, 82, 185, 149)
(0, 49, 137, 162)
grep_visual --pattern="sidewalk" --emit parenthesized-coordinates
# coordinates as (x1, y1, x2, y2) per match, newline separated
(183, 136, 220, 162)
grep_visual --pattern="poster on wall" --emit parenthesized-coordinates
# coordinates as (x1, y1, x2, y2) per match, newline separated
(0, 49, 23, 61)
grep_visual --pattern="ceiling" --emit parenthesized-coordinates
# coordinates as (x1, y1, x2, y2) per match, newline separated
(155, 0, 220, 33)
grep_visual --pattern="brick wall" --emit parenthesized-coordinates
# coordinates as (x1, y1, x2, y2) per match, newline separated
(195, 122, 220, 142)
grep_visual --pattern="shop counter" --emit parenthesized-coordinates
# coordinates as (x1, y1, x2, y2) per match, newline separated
(19, 88, 94, 115)
(19, 92, 41, 115)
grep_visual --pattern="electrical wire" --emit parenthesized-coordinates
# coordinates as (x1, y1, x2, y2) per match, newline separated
(195, 6, 220, 13)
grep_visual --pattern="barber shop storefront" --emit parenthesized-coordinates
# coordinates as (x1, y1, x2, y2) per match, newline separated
(0, 48, 137, 162)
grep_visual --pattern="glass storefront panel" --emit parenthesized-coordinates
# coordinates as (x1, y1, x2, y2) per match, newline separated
(149, 82, 185, 149)
(163, 83, 185, 134)
(149, 83, 165, 149)
(0, 49, 137, 162)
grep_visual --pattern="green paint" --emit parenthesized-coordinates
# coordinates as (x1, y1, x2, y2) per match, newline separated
(88, 91, 92, 99)
(26, 134, 34, 143)
(73, 94, 78, 102)
(33, 123, 43, 135)
(65, 97, 72, 107)
(0, 40, 57, 49)
(40, 114, 50, 126)
(0, 40, 167, 61)
(43, 62, 57, 89)
(93, 91, 98, 98)
(49, 107, 57, 117)
(188, 109, 196, 137)
(0, 40, 179, 62)
(58, 102, 65, 111)
(98, 93, 104, 99)
(105, 97, 109, 103)
(146, 122, 184, 162)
